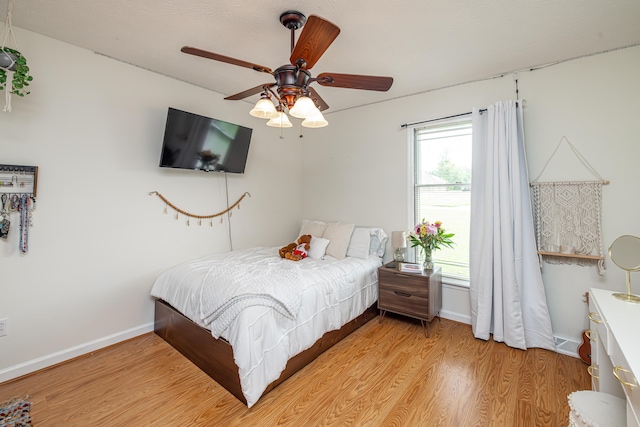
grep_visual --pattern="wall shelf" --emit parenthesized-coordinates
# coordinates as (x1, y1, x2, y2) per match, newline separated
(537, 251, 605, 261)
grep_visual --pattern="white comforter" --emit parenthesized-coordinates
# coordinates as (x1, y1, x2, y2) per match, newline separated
(150, 246, 381, 407)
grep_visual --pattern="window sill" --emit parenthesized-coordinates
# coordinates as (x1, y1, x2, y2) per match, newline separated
(442, 276, 470, 289)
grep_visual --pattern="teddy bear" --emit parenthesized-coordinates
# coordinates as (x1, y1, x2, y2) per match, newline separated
(280, 234, 312, 261)
(278, 242, 297, 258)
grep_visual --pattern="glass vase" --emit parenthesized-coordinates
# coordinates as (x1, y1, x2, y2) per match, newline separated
(422, 247, 434, 270)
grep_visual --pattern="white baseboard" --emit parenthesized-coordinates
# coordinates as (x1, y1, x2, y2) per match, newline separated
(438, 312, 581, 359)
(0, 322, 154, 383)
(440, 309, 471, 325)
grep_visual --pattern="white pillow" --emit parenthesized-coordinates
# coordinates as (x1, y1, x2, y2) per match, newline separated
(307, 236, 330, 260)
(346, 227, 371, 260)
(323, 222, 355, 259)
(349, 226, 388, 257)
(368, 227, 388, 257)
(298, 220, 327, 239)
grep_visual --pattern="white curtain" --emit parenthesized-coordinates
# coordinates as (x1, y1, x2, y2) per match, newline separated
(469, 100, 555, 351)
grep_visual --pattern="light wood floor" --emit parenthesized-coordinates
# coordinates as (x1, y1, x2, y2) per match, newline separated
(0, 315, 589, 426)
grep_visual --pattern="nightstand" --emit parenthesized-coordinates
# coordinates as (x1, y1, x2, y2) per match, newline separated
(377, 263, 442, 337)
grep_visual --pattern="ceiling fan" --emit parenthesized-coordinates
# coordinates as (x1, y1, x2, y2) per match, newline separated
(181, 10, 393, 128)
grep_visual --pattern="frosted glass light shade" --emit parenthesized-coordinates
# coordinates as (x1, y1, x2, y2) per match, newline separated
(289, 96, 319, 119)
(250, 98, 279, 119)
(302, 111, 328, 128)
(266, 111, 293, 128)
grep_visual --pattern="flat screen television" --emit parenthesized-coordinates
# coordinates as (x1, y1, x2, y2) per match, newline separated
(159, 107, 252, 174)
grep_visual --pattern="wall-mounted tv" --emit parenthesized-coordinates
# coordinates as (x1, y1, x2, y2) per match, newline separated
(159, 107, 252, 174)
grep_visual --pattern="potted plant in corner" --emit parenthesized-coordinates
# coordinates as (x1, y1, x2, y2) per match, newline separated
(0, 46, 33, 97)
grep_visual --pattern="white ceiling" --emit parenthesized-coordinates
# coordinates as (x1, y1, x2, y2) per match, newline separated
(2, 0, 639, 114)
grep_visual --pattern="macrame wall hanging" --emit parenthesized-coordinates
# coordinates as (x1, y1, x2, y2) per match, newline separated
(531, 136, 608, 275)
(149, 191, 250, 226)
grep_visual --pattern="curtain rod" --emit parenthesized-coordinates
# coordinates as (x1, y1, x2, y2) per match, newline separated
(400, 101, 522, 128)
(400, 111, 474, 128)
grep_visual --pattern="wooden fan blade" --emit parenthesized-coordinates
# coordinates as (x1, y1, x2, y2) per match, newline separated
(181, 46, 273, 74)
(317, 73, 393, 91)
(290, 15, 340, 70)
(308, 87, 329, 111)
(224, 83, 275, 101)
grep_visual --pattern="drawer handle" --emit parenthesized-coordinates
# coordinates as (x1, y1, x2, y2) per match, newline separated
(587, 365, 599, 379)
(584, 330, 597, 342)
(394, 291, 412, 298)
(613, 366, 638, 389)
(588, 311, 602, 324)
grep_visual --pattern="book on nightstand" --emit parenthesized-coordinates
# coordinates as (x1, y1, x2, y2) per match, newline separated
(397, 262, 422, 273)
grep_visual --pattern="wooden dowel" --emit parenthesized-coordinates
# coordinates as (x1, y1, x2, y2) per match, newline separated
(537, 251, 605, 261)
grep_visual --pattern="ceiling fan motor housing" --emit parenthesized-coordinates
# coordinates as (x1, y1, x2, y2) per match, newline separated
(274, 64, 311, 108)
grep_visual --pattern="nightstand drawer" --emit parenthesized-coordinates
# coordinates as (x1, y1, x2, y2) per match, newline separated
(378, 269, 429, 297)
(378, 288, 429, 319)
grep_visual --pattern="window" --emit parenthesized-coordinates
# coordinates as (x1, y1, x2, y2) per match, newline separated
(412, 118, 472, 281)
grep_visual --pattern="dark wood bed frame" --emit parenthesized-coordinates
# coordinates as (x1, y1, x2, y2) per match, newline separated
(154, 298, 378, 405)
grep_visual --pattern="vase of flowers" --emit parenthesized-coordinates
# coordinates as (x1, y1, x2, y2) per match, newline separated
(409, 219, 454, 270)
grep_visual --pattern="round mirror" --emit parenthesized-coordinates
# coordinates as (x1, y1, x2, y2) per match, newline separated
(609, 235, 640, 271)
(609, 235, 640, 303)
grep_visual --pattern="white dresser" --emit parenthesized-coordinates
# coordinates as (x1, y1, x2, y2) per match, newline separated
(589, 288, 640, 426)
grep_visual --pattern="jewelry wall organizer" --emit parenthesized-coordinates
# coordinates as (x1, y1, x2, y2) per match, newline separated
(530, 137, 608, 274)
(0, 164, 37, 253)
(149, 191, 250, 226)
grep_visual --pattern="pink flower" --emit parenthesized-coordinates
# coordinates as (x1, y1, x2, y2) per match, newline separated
(427, 224, 437, 235)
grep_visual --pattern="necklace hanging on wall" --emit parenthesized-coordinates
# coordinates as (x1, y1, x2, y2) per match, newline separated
(149, 191, 251, 226)
(0, 193, 9, 239)
(18, 194, 34, 253)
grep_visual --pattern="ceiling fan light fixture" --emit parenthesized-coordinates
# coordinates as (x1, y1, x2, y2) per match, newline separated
(302, 110, 328, 128)
(266, 111, 293, 128)
(289, 96, 319, 119)
(249, 97, 279, 119)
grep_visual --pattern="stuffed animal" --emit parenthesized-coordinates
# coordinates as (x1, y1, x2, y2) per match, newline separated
(279, 242, 297, 258)
(280, 234, 312, 261)
(286, 234, 312, 261)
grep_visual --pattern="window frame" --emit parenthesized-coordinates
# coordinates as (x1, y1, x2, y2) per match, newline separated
(407, 116, 472, 288)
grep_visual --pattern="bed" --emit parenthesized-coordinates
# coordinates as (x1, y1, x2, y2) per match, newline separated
(150, 223, 387, 407)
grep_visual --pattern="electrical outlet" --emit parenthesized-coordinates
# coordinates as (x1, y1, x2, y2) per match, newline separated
(0, 318, 7, 337)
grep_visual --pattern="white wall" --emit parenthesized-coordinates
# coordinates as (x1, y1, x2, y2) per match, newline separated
(302, 45, 640, 344)
(520, 46, 640, 341)
(0, 28, 303, 379)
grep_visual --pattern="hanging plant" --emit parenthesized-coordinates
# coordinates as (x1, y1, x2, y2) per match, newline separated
(0, 0, 33, 111)
(0, 46, 33, 97)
